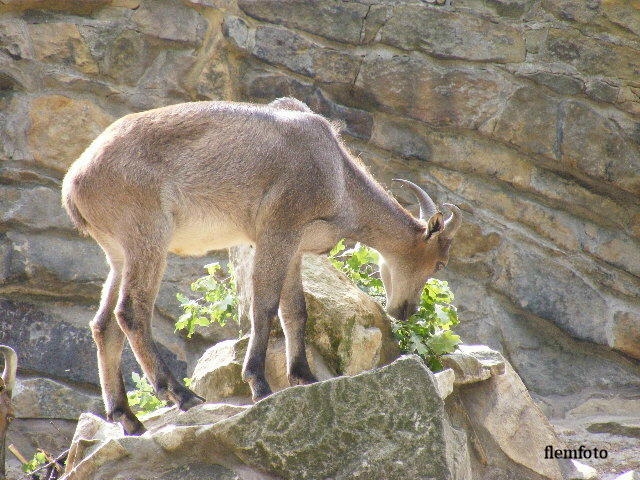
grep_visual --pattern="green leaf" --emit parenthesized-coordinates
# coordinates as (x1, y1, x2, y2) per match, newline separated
(426, 330, 461, 356)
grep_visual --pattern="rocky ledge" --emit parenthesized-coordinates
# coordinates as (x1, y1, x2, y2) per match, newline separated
(61, 349, 593, 480)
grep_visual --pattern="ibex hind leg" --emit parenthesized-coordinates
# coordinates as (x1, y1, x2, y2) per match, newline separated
(115, 239, 204, 415)
(90, 241, 145, 436)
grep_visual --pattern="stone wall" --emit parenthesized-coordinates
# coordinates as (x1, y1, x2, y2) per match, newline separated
(1, 0, 639, 472)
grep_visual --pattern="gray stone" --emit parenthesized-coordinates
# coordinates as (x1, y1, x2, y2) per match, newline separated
(131, 0, 207, 46)
(442, 344, 505, 385)
(525, 71, 584, 95)
(378, 5, 526, 63)
(63, 357, 473, 480)
(12, 377, 103, 420)
(243, 72, 373, 140)
(560, 100, 640, 195)
(355, 51, 516, 129)
(190, 335, 334, 403)
(494, 243, 609, 346)
(0, 298, 186, 389)
(0, 185, 74, 231)
(490, 86, 559, 159)
(238, 0, 371, 45)
(249, 26, 361, 84)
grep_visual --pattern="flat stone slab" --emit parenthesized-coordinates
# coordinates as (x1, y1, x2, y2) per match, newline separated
(442, 344, 506, 385)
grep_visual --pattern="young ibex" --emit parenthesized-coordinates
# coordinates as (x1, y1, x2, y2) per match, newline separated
(62, 97, 461, 435)
(0, 346, 17, 480)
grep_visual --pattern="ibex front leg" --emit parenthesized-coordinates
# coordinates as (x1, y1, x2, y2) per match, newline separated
(279, 255, 318, 386)
(242, 235, 298, 401)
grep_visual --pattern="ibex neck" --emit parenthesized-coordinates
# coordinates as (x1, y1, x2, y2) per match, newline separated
(344, 164, 422, 257)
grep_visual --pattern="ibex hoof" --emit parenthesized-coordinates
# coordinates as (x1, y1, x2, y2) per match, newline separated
(178, 392, 205, 411)
(250, 380, 273, 402)
(110, 408, 146, 436)
(288, 363, 318, 386)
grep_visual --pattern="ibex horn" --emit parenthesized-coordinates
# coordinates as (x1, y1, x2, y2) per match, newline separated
(441, 203, 462, 239)
(392, 179, 438, 221)
(0, 346, 17, 398)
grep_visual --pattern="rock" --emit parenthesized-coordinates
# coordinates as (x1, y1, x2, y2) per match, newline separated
(524, 71, 584, 95)
(238, 0, 372, 45)
(494, 242, 609, 346)
(131, 0, 207, 46)
(559, 460, 598, 480)
(586, 420, 640, 439)
(12, 377, 103, 420)
(63, 356, 474, 480)
(615, 472, 640, 480)
(98, 29, 155, 86)
(611, 311, 640, 360)
(490, 86, 559, 159)
(231, 246, 399, 375)
(63, 354, 573, 480)
(0, 185, 74, 231)
(378, 5, 525, 63)
(544, 28, 640, 82)
(5, 418, 77, 480)
(3, 231, 108, 297)
(0, 298, 186, 389)
(442, 344, 506, 385)
(27, 95, 114, 173)
(434, 367, 455, 399)
(243, 72, 373, 140)
(141, 403, 248, 432)
(355, 51, 516, 129)
(190, 335, 334, 403)
(454, 361, 565, 479)
(250, 25, 361, 84)
(560, 100, 640, 195)
(27, 22, 98, 74)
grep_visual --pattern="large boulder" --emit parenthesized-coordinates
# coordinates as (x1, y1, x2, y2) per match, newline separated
(62, 354, 575, 480)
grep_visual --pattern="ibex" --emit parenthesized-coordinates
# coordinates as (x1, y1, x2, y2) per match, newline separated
(0, 346, 17, 480)
(62, 97, 461, 435)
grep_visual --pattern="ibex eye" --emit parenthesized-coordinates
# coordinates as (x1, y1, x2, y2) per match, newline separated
(436, 261, 445, 271)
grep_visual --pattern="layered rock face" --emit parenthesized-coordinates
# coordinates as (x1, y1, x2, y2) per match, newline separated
(1, 0, 640, 476)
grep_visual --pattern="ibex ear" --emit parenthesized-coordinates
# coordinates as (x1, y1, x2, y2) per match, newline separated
(425, 212, 444, 240)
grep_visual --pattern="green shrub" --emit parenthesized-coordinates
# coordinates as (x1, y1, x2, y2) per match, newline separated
(22, 451, 47, 473)
(175, 241, 461, 372)
(126, 372, 167, 416)
(175, 262, 239, 338)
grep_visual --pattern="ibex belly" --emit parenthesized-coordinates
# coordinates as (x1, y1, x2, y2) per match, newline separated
(169, 214, 250, 256)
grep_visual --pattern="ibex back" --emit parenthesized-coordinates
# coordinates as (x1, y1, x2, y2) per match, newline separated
(62, 97, 461, 435)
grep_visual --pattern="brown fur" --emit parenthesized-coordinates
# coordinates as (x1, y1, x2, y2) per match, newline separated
(61, 98, 461, 434)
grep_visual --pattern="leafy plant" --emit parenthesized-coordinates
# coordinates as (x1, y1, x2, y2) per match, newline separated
(21, 450, 47, 473)
(175, 262, 239, 338)
(329, 239, 384, 298)
(329, 241, 461, 371)
(126, 372, 166, 416)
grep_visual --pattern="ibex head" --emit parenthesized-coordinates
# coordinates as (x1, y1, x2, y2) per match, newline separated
(381, 179, 462, 321)
(0, 346, 17, 480)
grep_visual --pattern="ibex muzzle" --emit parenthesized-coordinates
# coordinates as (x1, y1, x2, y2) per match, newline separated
(61, 98, 461, 434)
(0, 346, 17, 480)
